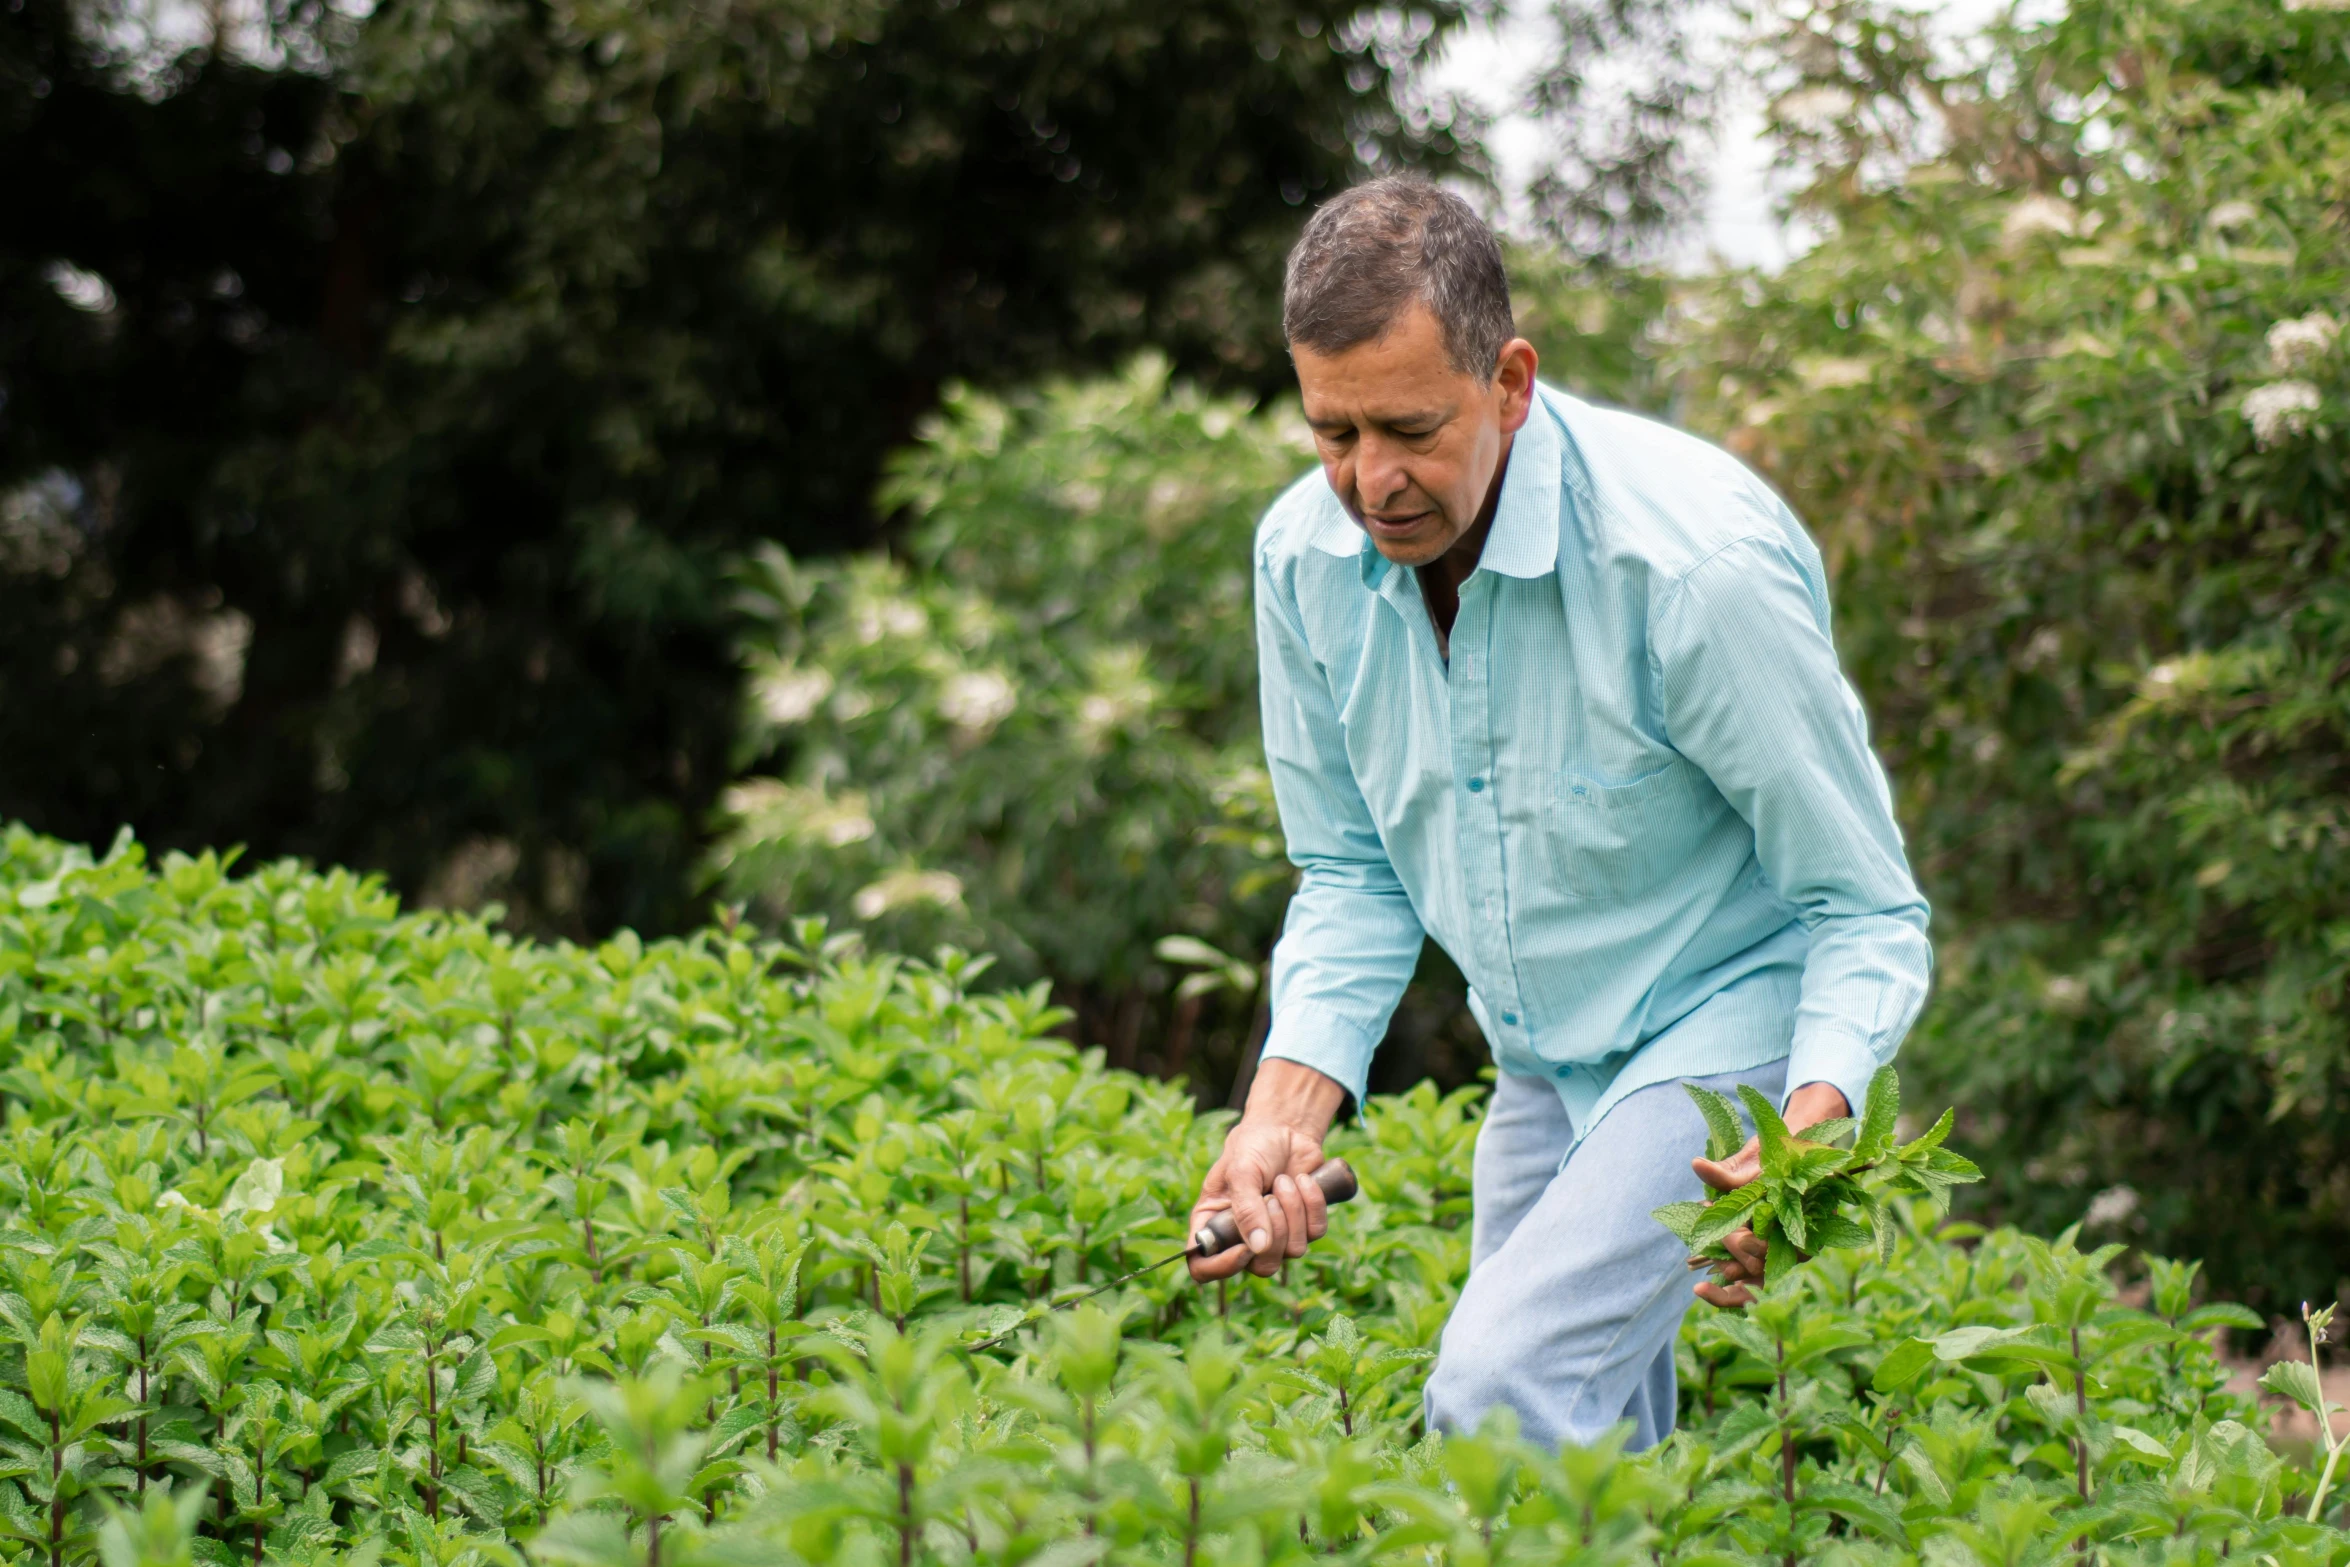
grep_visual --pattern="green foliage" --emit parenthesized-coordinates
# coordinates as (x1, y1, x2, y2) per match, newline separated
(0, 821, 2336, 1566)
(711, 358, 1305, 1085)
(1653, 1065, 1984, 1269)
(1649, 0, 2350, 1306)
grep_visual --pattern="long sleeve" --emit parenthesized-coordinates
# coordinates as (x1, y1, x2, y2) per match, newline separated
(1650, 533, 1932, 1120)
(1254, 546, 1426, 1107)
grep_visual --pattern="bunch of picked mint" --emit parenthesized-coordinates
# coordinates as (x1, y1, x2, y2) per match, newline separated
(1652, 1065, 1983, 1272)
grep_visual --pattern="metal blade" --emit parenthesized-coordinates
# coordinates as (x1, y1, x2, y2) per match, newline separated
(961, 1244, 1196, 1353)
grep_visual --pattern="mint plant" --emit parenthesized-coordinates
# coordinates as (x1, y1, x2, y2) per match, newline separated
(2262, 1302, 2347, 1525)
(1652, 1064, 1983, 1275)
(0, 822, 2329, 1567)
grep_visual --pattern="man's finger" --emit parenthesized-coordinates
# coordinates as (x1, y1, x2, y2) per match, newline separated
(1228, 1160, 1280, 1261)
(1709, 1228, 1767, 1289)
(1272, 1173, 1311, 1259)
(1249, 1182, 1289, 1276)
(1691, 1135, 1763, 1193)
(1695, 1279, 1755, 1309)
(1186, 1157, 1267, 1281)
(1300, 1166, 1330, 1242)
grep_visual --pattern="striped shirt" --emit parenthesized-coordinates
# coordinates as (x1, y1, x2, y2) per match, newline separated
(1254, 383, 1931, 1141)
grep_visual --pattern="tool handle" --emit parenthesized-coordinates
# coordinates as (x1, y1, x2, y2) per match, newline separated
(1191, 1158, 1359, 1259)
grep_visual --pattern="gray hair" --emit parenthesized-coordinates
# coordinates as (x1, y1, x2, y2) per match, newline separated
(1281, 176, 1516, 380)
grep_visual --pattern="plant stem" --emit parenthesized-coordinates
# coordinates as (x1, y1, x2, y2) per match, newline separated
(958, 1194, 972, 1301)
(2073, 1329, 2091, 1493)
(897, 1461, 915, 1567)
(1777, 1333, 1794, 1567)
(2310, 1317, 2343, 1523)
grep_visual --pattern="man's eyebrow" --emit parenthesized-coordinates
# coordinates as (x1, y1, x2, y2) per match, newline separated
(1306, 408, 1446, 430)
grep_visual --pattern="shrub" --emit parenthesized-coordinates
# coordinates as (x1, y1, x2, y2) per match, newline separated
(0, 822, 2337, 1567)
(1657, 0, 2350, 1308)
(710, 355, 1300, 1090)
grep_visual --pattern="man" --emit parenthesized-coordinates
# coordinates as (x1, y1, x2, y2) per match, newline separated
(1186, 177, 1930, 1451)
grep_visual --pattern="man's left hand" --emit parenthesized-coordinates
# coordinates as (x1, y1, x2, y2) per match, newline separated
(1689, 1080, 1851, 1309)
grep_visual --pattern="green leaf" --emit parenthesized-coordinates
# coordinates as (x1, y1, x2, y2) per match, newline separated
(1685, 1083, 1749, 1163)
(1652, 1201, 1712, 1248)
(1855, 1063, 1900, 1158)
(1802, 1207, 1875, 1254)
(1685, 1183, 1768, 1251)
(2181, 1303, 2264, 1333)
(1872, 1337, 1937, 1393)
(1796, 1116, 1855, 1147)
(2259, 1358, 2326, 1416)
(1736, 1084, 1795, 1178)
(1900, 1107, 1956, 1156)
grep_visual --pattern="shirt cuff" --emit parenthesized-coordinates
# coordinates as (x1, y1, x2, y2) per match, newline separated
(1784, 1028, 1883, 1126)
(1257, 1000, 1384, 1110)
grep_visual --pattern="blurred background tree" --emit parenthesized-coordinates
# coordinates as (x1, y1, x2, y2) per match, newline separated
(1, 0, 1480, 937)
(1662, 0, 2350, 1307)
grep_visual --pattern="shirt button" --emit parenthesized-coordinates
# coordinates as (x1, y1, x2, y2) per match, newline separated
(1466, 776, 1485, 793)
(1555, 1065, 1573, 1080)
(1501, 1012, 1518, 1026)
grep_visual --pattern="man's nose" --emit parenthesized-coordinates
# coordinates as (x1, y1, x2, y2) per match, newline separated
(1356, 436, 1409, 510)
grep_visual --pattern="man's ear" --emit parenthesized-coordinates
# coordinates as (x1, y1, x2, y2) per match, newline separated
(1494, 338, 1539, 433)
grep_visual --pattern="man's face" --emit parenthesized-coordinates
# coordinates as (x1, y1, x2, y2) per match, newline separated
(1293, 302, 1538, 568)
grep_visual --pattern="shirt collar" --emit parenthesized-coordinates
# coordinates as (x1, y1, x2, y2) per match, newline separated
(1306, 384, 1564, 584)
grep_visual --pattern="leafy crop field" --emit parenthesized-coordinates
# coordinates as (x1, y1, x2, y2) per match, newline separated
(0, 826, 2339, 1567)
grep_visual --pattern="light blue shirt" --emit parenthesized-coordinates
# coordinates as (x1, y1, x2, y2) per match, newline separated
(1255, 383, 1931, 1141)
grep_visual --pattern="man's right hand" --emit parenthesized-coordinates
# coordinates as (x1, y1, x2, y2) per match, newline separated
(1187, 1058, 1348, 1281)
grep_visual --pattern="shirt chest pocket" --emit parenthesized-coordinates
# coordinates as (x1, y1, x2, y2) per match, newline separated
(1542, 762, 1701, 902)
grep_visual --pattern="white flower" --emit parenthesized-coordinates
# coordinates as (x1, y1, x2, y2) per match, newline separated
(2043, 974, 2088, 1011)
(2244, 380, 2323, 448)
(1074, 686, 1151, 748)
(851, 869, 963, 920)
(1796, 356, 1874, 392)
(1774, 84, 1856, 135)
(853, 598, 928, 644)
(2267, 313, 2340, 373)
(2085, 1185, 2139, 1228)
(755, 666, 834, 726)
(821, 814, 875, 848)
(720, 779, 792, 820)
(43, 260, 115, 313)
(2207, 200, 2259, 233)
(938, 669, 1017, 733)
(2001, 194, 2078, 245)
(2285, 0, 2350, 12)
(719, 781, 874, 850)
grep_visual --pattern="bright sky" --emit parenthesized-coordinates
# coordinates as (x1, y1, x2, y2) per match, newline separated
(1422, 0, 2024, 270)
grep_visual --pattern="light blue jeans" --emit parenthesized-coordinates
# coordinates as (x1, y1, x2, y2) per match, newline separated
(1422, 1058, 1788, 1452)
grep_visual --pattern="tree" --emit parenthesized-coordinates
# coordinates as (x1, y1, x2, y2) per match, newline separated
(1664, 0, 2350, 1306)
(0, 0, 1478, 936)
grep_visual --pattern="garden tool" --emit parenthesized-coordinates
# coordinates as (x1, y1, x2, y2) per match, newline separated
(963, 1158, 1359, 1351)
